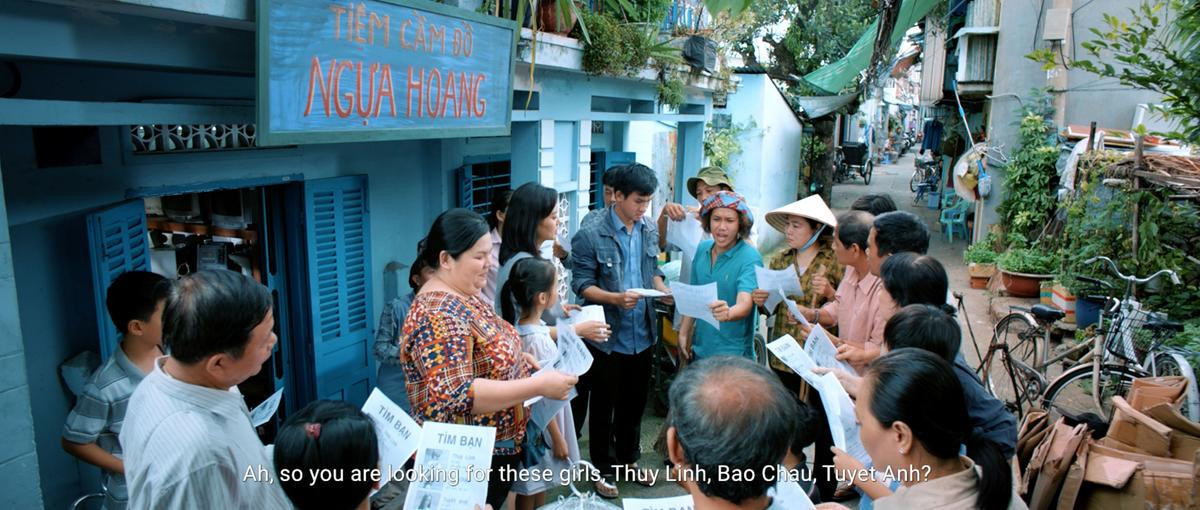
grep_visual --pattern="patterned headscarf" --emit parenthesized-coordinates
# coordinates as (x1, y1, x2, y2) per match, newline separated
(700, 190, 754, 226)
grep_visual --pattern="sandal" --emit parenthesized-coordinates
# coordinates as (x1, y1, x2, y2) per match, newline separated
(594, 478, 619, 499)
(627, 464, 658, 487)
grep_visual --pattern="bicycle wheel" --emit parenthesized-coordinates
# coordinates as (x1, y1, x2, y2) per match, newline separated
(863, 161, 873, 185)
(1150, 351, 1200, 420)
(1042, 363, 1142, 421)
(991, 313, 1041, 372)
(979, 348, 1042, 419)
(910, 171, 920, 192)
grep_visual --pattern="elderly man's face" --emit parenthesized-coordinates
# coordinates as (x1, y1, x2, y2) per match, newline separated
(214, 309, 277, 387)
(866, 227, 887, 276)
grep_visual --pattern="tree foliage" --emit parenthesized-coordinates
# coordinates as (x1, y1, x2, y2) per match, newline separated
(726, 0, 875, 94)
(1028, 0, 1200, 144)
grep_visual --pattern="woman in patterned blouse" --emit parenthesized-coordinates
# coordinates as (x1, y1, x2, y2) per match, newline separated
(400, 208, 578, 508)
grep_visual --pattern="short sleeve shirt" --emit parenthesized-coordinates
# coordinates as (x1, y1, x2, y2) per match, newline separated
(63, 346, 146, 509)
(689, 239, 763, 359)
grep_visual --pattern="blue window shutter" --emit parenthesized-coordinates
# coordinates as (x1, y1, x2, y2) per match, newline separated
(302, 176, 374, 406)
(456, 165, 474, 210)
(86, 200, 150, 361)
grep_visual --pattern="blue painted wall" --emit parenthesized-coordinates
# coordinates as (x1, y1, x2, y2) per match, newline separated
(0, 3, 713, 507)
(0, 123, 458, 509)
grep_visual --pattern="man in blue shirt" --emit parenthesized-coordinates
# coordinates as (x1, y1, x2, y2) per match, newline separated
(570, 163, 673, 497)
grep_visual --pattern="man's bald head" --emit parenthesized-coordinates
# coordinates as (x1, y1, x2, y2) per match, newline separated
(667, 356, 799, 504)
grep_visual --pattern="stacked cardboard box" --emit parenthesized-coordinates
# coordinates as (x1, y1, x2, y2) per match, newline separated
(1016, 376, 1200, 509)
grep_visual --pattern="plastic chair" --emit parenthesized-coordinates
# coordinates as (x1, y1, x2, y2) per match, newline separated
(940, 190, 958, 209)
(939, 199, 971, 243)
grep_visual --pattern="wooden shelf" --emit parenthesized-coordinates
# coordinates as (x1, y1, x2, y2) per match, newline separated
(147, 216, 258, 243)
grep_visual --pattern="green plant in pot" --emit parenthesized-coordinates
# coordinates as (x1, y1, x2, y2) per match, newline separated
(964, 240, 999, 287)
(997, 237, 1059, 298)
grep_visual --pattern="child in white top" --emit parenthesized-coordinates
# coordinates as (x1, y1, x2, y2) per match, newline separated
(499, 257, 581, 509)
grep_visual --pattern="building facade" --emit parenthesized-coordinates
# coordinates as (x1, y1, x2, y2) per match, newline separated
(0, 1, 720, 507)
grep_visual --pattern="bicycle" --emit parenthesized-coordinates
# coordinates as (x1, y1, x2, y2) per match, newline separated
(910, 157, 939, 193)
(975, 302, 1061, 420)
(1040, 257, 1198, 421)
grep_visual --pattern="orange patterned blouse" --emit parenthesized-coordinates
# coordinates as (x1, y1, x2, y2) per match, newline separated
(400, 291, 530, 455)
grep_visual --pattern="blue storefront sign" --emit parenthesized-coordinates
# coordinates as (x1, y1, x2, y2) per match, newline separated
(257, 0, 517, 145)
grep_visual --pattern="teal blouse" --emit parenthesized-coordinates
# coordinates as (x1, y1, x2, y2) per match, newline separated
(689, 239, 763, 360)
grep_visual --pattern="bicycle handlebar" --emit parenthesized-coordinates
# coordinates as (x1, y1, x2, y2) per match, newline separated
(1083, 256, 1182, 285)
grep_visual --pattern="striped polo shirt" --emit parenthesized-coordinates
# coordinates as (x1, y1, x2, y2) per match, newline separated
(62, 344, 145, 509)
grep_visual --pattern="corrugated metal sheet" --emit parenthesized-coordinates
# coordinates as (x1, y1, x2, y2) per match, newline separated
(920, 21, 946, 105)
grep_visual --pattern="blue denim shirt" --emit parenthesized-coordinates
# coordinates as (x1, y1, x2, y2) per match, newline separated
(608, 209, 650, 355)
(570, 206, 664, 355)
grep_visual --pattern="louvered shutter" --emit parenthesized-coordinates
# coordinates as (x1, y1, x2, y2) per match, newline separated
(302, 176, 374, 406)
(87, 200, 151, 360)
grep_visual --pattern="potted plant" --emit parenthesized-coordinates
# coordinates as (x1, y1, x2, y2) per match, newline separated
(963, 241, 998, 289)
(997, 245, 1058, 298)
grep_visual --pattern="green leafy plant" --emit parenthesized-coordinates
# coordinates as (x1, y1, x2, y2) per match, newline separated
(1054, 153, 1200, 319)
(997, 245, 1059, 275)
(703, 119, 754, 171)
(997, 96, 1061, 238)
(580, 12, 680, 76)
(799, 134, 825, 171)
(964, 242, 999, 265)
(656, 74, 685, 109)
(1027, 0, 1200, 144)
(1165, 319, 1200, 369)
(602, 0, 673, 24)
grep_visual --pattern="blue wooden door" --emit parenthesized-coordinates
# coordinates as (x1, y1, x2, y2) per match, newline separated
(87, 200, 150, 361)
(301, 176, 374, 406)
(590, 151, 636, 208)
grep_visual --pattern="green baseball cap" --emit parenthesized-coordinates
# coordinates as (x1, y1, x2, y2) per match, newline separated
(686, 166, 735, 199)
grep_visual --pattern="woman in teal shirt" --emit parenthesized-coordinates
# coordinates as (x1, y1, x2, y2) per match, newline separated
(679, 191, 763, 360)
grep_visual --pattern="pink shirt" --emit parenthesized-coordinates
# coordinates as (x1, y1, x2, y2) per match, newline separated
(819, 266, 891, 352)
(481, 228, 502, 306)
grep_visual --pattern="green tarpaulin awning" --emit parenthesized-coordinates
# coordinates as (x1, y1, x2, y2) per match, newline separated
(801, 0, 940, 94)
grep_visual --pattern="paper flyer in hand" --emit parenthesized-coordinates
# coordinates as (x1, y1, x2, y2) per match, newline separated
(403, 422, 495, 510)
(554, 318, 594, 377)
(623, 495, 695, 510)
(780, 290, 810, 326)
(666, 215, 704, 262)
(669, 281, 720, 329)
(249, 388, 284, 427)
(571, 304, 607, 326)
(755, 266, 804, 311)
(804, 325, 856, 375)
(810, 372, 871, 465)
(630, 288, 667, 298)
(362, 388, 422, 480)
(765, 335, 817, 376)
(529, 387, 575, 432)
(769, 477, 817, 510)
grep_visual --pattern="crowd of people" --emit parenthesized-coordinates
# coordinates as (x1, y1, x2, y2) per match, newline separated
(59, 161, 1024, 510)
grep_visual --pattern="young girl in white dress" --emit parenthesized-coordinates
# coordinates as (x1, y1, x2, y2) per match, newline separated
(499, 257, 581, 510)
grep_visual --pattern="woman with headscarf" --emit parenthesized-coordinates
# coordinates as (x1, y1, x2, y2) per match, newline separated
(678, 191, 763, 361)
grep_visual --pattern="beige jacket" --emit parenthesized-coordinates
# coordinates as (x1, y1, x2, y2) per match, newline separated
(875, 457, 1027, 510)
